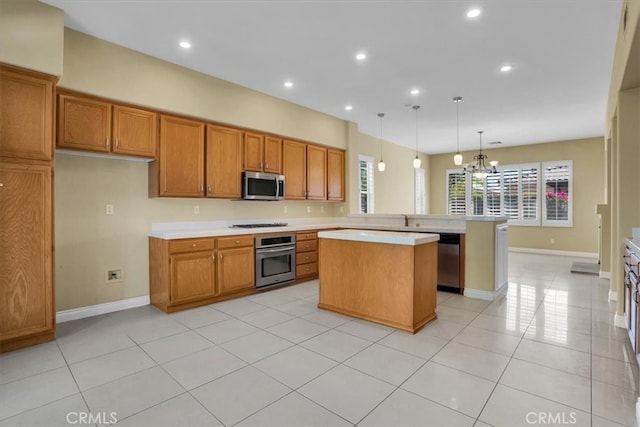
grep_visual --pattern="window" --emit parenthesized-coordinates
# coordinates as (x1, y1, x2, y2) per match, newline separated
(415, 168, 426, 214)
(542, 161, 572, 227)
(445, 160, 572, 227)
(359, 155, 374, 214)
(446, 171, 466, 215)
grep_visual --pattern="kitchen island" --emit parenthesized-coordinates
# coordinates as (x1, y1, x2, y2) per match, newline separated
(317, 229, 439, 333)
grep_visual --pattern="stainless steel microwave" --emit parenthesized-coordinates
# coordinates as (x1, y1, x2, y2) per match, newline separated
(242, 171, 285, 201)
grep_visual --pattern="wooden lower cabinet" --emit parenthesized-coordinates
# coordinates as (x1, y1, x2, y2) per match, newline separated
(0, 162, 54, 352)
(296, 231, 319, 279)
(149, 235, 255, 312)
(170, 251, 216, 305)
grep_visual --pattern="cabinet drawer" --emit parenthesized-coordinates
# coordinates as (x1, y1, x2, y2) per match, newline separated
(297, 231, 317, 241)
(169, 238, 215, 254)
(218, 235, 254, 249)
(296, 239, 317, 253)
(296, 251, 317, 265)
(296, 262, 318, 277)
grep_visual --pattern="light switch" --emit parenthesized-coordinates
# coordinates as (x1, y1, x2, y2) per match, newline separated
(105, 204, 114, 215)
(193, 205, 200, 214)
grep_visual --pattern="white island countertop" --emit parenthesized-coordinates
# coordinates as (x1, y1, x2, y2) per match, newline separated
(318, 229, 439, 246)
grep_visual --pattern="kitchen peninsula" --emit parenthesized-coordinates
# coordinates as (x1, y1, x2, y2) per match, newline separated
(317, 229, 439, 333)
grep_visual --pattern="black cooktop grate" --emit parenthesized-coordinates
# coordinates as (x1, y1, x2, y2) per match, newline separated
(230, 223, 288, 229)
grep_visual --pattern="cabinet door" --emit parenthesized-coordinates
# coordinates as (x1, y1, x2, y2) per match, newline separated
(112, 105, 158, 158)
(243, 132, 264, 172)
(57, 94, 111, 153)
(327, 149, 345, 201)
(158, 115, 205, 197)
(0, 65, 54, 161)
(283, 140, 307, 200)
(307, 145, 327, 200)
(264, 136, 283, 174)
(0, 163, 53, 343)
(170, 251, 216, 304)
(206, 124, 243, 198)
(218, 247, 255, 295)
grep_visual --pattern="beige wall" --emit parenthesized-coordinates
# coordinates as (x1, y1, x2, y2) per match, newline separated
(347, 124, 429, 215)
(429, 137, 605, 253)
(0, 0, 64, 76)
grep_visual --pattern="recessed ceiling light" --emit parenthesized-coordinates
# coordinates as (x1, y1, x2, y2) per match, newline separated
(179, 41, 192, 49)
(467, 8, 481, 18)
(500, 65, 513, 72)
(345, 105, 353, 111)
(355, 52, 367, 61)
(284, 81, 294, 88)
(410, 89, 420, 95)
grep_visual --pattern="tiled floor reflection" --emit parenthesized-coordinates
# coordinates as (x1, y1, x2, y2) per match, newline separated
(1, 252, 638, 426)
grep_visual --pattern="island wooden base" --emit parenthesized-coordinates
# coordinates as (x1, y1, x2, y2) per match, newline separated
(318, 238, 438, 333)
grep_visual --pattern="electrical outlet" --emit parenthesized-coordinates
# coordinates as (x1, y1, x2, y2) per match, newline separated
(193, 205, 200, 215)
(321, 206, 324, 213)
(106, 268, 124, 283)
(307, 206, 311, 213)
(339, 206, 344, 213)
(283, 206, 288, 214)
(550, 238, 555, 245)
(105, 204, 114, 215)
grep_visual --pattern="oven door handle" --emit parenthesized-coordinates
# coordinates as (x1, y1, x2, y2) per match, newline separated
(257, 246, 295, 254)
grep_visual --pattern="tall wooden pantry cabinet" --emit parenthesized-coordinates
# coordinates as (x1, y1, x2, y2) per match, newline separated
(0, 64, 56, 352)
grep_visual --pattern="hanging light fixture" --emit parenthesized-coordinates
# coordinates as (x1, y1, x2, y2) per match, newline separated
(377, 113, 386, 172)
(453, 97, 463, 166)
(412, 105, 421, 168)
(463, 130, 498, 179)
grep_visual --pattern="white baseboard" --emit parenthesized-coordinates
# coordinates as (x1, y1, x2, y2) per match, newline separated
(509, 247, 598, 259)
(614, 313, 628, 329)
(609, 290, 617, 302)
(464, 283, 508, 301)
(56, 296, 150, 323)
(599, 271, 611, 279)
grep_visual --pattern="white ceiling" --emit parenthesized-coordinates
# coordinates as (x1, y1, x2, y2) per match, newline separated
(41, 0, 622, 155)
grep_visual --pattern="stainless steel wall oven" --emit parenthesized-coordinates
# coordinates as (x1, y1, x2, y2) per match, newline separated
(255, 234, 296, 288)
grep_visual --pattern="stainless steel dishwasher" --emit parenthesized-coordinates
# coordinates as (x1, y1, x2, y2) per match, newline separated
(437, 233, 461, 293)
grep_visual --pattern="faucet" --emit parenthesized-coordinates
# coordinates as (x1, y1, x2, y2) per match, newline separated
(403, 214, 409, 227)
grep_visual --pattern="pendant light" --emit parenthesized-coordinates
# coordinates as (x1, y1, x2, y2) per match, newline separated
(463, 130, 498, 178)
(453, 97, 463, 165)
(377, 113, 386, 172)
(412, 105, 421, 168)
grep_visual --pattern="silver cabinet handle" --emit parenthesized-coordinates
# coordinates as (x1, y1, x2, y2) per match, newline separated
(199, 184, 204, 193)
(115, 138, 119, 148)
(106, 137, 110, 147)
(207, 185, 212, 194)
(219, 253, 223, 261)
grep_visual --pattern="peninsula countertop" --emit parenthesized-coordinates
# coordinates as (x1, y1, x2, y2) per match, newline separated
(318, 229, 439, 246)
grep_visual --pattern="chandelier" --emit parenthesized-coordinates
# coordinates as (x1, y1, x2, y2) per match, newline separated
(413, 105, 421, 168)
(463, 131, 498, 179)
(377, 113, 386, 172)
(453, 97, 463, 165)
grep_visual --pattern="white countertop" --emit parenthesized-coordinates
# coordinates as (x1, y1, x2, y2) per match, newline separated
(318, 229, 439, 246)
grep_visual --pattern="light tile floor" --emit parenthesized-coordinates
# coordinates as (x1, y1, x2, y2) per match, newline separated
(1, 253, 638, 426)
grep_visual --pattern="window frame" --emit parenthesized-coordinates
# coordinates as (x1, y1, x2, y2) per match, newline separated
(415, 167, 426, 214)
(445, 160, 572, 228)
(358, 154, 375, 214)
(541, 160, 573, 227)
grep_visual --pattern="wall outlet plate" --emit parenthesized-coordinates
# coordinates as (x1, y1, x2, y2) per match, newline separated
(106, 268, 124, 283)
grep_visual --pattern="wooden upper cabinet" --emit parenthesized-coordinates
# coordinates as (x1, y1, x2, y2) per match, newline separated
(154, 115, 205, 197)
(58, 94, 111, 153)
(244, 132, 282, 174)
(112, 105, 157, 158)
(307, 145, 327, 200)
(283, 140, 307, 200)
(0, 163, 53, 343)
(206, 124, 243, 198)
(243, 132, 264, 172)
(327, 149, 345, 201)
(57, 92, 157, 158)
(263, 136, 283, 174)
(0, 65, 55, 161)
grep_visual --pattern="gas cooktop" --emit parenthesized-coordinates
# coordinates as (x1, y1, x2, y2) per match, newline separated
(230, 223, 289, 229)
